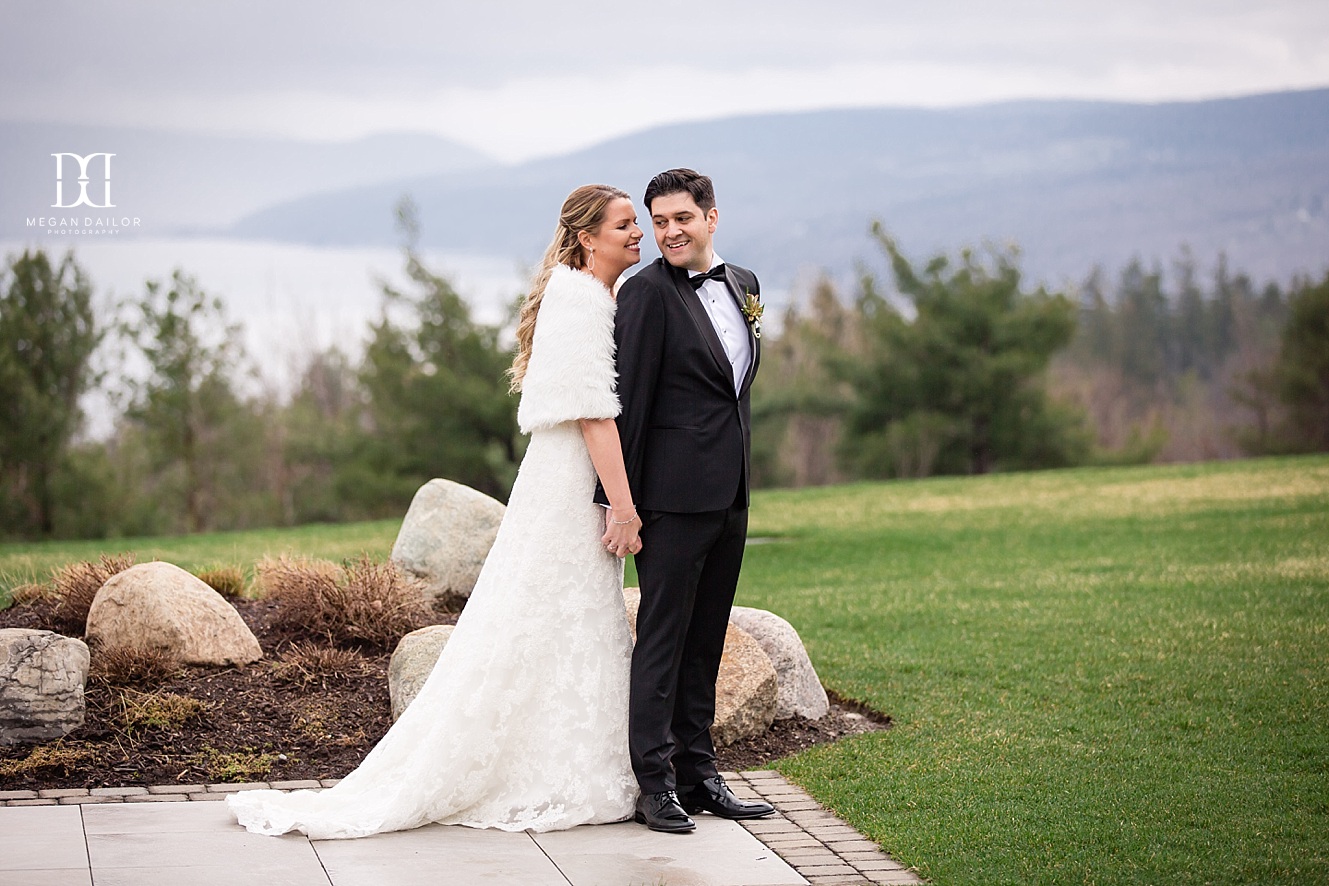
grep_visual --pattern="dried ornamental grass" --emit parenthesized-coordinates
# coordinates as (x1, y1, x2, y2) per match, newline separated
(194, 565, 247, 598)
(49, 553, 137, 635)
(89, 645, 180, 687)
(271, 641, 371, 687)
(257, 554, 430, 649)
(7, 582, 51, 607)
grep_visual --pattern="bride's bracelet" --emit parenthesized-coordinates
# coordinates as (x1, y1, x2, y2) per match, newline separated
(609, 508, 638, 525)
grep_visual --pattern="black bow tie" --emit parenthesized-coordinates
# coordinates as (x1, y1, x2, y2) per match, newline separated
(688, 265, 727, 290)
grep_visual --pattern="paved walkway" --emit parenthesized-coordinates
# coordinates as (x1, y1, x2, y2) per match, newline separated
(0, 771, 922, 886)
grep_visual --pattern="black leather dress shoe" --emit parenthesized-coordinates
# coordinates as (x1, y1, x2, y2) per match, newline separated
(678, 776, 775, 820)
(634, 790, 696, 833)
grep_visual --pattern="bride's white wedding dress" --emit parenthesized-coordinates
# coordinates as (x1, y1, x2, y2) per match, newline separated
(228, 265, 636, 839)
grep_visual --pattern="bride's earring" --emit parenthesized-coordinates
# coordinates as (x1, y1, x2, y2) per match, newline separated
(586, 248, 596, 271)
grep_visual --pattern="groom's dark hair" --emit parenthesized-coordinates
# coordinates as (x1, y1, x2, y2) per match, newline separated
(644, 168, 715, 213)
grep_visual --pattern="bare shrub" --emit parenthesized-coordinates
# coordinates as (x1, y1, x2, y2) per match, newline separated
(50, 553, 137, 635)
(194, 565, 247, 598)
(89, 645, 180, 687)
(257, 555, 430, 650)
(271, 641, 371, 687)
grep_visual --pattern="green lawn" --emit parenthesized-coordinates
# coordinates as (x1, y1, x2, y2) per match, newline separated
(2, 457, 1326, 884)
(742, 456, 1329, 884)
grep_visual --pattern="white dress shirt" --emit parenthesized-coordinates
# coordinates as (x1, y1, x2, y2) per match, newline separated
(688, 253, 752, 393)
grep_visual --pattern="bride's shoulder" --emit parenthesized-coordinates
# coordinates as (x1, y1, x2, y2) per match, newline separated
(536, 265, 613, 338)
(547, 264, 610, 302)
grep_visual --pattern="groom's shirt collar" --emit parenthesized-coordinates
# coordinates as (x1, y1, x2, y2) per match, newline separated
(687, 252, 724, 275)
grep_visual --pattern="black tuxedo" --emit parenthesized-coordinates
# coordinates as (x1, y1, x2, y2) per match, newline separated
(598, 256, 761, 793)
(611, 258, 759, 512)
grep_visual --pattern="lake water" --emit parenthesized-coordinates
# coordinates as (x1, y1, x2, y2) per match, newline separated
(1, 237, 530, 436)
(3, 235, 795, 438)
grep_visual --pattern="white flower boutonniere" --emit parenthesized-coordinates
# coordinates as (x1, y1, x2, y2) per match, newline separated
(741, 289, 763, 339)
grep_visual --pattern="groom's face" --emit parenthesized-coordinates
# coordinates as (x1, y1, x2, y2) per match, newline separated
(650, 191, 718, 273)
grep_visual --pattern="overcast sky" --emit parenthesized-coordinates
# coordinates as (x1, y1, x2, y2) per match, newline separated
(4, 0, 1328, 162)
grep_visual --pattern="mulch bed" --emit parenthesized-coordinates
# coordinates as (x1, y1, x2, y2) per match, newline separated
(1, 597, 891, 790)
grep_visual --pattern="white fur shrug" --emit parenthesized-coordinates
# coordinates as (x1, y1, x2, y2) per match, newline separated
(516, 264, 620, 434)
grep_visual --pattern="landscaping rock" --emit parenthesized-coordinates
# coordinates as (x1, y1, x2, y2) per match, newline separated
(390, 479, 506, 610)
(388, 624, 455, 720)
(712, 623, 779, 747)
(0, 629, 90, 745)
(730, 606, 830, 720)
(84, 563, 262, 666)
(622, 586, 641, 635)
(621, 588, 777, 747)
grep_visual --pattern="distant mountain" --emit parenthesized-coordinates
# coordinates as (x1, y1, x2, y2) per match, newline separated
(0, 124, 493, 236)
(229, 89, 1329, 287)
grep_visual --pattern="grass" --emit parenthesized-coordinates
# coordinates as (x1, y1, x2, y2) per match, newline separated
(739, 455, 1329, 884)
(1, 456, 1325, 882)
(0, 519, 401, 606)
(115, 690, 208, 732)
(190, 746, 283, 782)
(0, 744, 98, 779)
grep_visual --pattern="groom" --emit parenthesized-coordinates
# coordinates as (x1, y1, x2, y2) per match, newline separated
(605, 168, 775, 832)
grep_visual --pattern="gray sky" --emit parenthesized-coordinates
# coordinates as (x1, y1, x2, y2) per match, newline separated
(4, 0, 1328, 161)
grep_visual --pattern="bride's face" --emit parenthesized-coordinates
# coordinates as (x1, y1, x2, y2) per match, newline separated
(584, 198, 643, 275)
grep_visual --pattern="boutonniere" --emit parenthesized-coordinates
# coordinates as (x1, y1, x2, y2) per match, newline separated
(741, 289, 764, 339)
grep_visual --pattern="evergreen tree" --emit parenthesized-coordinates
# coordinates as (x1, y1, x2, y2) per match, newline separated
(837, 225, 1083, 477)
(1273, 272, 1329, 451)
(355, 200, 518, 507)
(0, 249, 100, 537)
(119, 270, 251, 533)
(751, 278, 857, 487)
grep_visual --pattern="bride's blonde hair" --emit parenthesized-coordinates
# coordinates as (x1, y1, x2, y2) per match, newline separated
(508, 184, 629, 392)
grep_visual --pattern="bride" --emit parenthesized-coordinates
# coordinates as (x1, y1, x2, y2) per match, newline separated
(228, 184, 646, 839)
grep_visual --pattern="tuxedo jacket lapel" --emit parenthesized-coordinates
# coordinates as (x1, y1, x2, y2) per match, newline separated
(723, 265, 761, 397)
(670, 267, 737, 394)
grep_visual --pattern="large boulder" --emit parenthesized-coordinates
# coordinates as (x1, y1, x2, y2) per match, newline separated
(391, 479, 506, 610)
(711, 624, 778, 747)
(1, 629, 90, 745)
(729, 606, 829, 720)
(85, 562, 262, 666)
(622, 586, 641, 635)
(388, 624, 455, 720)
(621, 587, 777, 747)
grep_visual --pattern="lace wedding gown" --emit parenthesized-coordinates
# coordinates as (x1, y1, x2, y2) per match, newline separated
(228, 265, 636, 839)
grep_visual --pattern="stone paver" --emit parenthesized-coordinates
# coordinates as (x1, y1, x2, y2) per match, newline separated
(0, 770, 925, 884)
(90, 786, 149, 797)
(204, 781, 269, 793)
(149, 783, 204, 794)
(536, 816, 804, 885)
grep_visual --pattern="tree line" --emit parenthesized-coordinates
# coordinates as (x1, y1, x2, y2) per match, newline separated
(2, 219, 1326, 540)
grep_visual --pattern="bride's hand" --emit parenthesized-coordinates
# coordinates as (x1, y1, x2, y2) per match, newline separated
(602, 508, 643, 558)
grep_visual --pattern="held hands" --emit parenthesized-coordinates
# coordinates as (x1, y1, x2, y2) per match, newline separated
(602, 506, 643, 558)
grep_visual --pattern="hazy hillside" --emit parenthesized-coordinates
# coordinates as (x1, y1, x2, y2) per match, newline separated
(0, 124, 493, 236)
(230, 89, 1329, 287)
